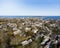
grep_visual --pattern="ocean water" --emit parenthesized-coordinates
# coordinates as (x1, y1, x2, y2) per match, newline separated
(0, 16, 60, 20)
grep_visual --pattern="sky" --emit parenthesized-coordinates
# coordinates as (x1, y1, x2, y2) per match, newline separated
(0, 0, 60, 16)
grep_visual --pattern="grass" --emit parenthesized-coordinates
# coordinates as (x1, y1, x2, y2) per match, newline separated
(16, 46, 23, 48)
(10, 36, 31, 45)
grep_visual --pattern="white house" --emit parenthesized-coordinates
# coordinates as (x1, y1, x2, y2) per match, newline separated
(2, 28, 8, 31)
(45, 20, 50, 23)
(34, 22, 43, 27)
(41, 36, 50, 45)
(0, 25, 2, 29)
(13, 27, 18, 31)
(28, 39, 32, 43)
(25, 27, 31, 32)
(54, 40, 58, 44)
(50, 24, 57, 27)
(21, 40, 29, 46)
(21, 39, 32, 46)
(13, 29, 21, 35)
(7, 23, 17, 28)
(32, 29, 38, 33)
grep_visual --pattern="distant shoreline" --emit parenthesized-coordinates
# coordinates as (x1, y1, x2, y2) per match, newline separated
(0, 16, 60, 20)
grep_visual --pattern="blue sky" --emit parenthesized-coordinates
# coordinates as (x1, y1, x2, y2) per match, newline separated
(0, 0, 60, 16)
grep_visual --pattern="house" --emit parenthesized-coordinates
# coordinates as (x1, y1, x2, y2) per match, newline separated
(19, 33, 26, 37)
(50, 23, 57, 28)
(35, 23, 43, 27)
(21, 39, 32, 46)
(25, 27, 31, 32)
(7, 23, 17, 28)
(13, 27, 18, 31)
(40, 34, 44, 37)
(54, 40, 58, 44)
(13, 29, 21, 35)
(0, 25, 2, 29)
(45, 20, 50, 23)
(32, 29, 38, 33)
(53, 40, 59, 48)
(2, 28, 8, 31)
(41, 36, 50, 45)
(28, 39, 32, 43)
(21, 40, 29, 46)
(19, 27, 22, 30)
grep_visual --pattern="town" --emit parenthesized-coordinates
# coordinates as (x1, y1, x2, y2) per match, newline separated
(0, 18, 60, 48)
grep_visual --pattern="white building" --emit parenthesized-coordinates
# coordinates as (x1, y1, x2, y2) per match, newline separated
(21, 39, 32, 46)
(25, 27, 31, 32)
(7, 23, 17, 28)
(0, 25, 2, 29)
(2, 28, 8, 31)
(13, 27, 18, 31)
(41, 36, 50, 45)
(54, 40, 58, 44)
(45, 20, 50, 23)
(34, 22, 43, 27)
(13, 29, 21, 35)
(32, 29, 38, 33)
(28, 39, 32, 43)
(50, 24, 57, 27)
(21, 40, 29, 46)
